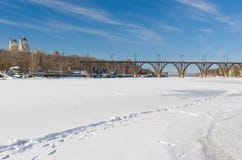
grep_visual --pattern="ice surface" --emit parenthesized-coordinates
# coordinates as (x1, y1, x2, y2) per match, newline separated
(0, 77, 242, 159)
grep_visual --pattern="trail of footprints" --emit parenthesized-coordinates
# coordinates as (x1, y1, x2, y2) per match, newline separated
(1, 88, 241, 160)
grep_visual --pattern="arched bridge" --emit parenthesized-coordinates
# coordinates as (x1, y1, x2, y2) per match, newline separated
(78, 60, 242, 78)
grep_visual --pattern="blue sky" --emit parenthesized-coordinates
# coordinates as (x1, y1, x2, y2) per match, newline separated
(1, 0, 242, 61)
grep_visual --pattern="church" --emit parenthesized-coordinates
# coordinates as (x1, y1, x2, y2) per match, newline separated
(8, 37, 30, 52)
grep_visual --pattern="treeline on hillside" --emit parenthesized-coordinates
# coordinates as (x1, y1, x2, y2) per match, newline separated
(0, 50, 96, 73)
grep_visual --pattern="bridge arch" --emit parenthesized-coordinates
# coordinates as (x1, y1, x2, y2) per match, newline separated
(229, 63, 242, 70)
(228, 63, 242, 77)
(104, 63, 119, 74)
(78, 63, 98, 77)
(138, 62, 157, 75)
(116, 63, 137, 75)
(205, 63, 225, 77)
(160, 62, 181, 77)
(183, 63, 205, 77)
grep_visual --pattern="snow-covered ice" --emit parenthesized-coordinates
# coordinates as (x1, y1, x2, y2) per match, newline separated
(0, 77, 242, 159)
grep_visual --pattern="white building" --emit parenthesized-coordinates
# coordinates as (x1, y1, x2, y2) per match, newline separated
(8, 37, 30, 52)
(8, 39, 18, 51)
(18, 37, 30, 52)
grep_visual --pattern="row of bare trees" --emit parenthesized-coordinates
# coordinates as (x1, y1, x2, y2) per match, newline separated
(0, 50, 95, 73)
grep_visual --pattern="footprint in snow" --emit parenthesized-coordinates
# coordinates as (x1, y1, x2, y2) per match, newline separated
(48, 149, 57, 156)
(158, 140, 177, 147)
(61, 134, 68, 138)
(1, 155, 10, 159)
(89, 132, 96, 136)
(51, 143, 57, 148)
(32, 156, 40, 160)
(42, 144, 49, 147)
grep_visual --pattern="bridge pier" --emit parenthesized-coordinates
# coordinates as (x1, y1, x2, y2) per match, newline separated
(179, 72, 184, 78)
(223, 72, 229, 78)
(201, 72, 207, 78)
(85, 69, 93, 78)
(156, 72, 161, 78)
(179, 73, 185, 78)
(222, 69, 229, 78)
(133, 72, 138, 78)
(86, 73, 91, 78)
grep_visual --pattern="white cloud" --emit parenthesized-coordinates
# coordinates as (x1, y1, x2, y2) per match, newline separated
(0, 18, 48, 31)
(199, 28, 214, 33)
(126, 28, 163, 44)
(176, 0, 218, 15)
(0, 17, 161, 43)
(45, 21, 118, 39)
(25, 0, 163, 42)
(46, 21, 162, 43)
(160, 24, 180, 32)
(26, 0, 140, 29)
(176, 0, 239, 29)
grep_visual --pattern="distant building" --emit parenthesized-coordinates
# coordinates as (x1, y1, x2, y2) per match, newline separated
(19, 37, 30, 52)
(8, 37, 30, 52)
(8, 39, 18, 51)
(52, 50, 60, 56)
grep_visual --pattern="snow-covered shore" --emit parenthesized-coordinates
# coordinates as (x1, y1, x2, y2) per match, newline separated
(0, 77, 242, 160)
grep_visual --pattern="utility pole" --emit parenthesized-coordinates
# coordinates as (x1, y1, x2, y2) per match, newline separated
(224, 55, 229, 62)
(134, 53, 137, 61)
(157, 54, 161, 62)
(110, 53, 114, 61)
(202, 54, 207, 62)
(179, 54, 184, 61)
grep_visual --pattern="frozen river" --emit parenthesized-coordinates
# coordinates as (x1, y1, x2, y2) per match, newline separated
(0, 77, 242, 160)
